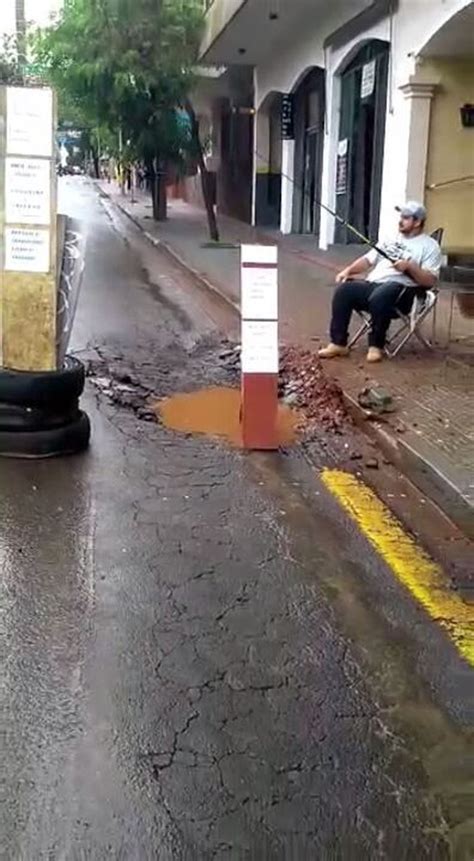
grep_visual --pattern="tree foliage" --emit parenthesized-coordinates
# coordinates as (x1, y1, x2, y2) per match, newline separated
(36, 0, 206, 220)
(0, 34, 25, 85)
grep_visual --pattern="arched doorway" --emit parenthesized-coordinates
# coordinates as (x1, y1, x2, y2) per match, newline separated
(335, 40, 389, 243)
(291, 68, 325, 235)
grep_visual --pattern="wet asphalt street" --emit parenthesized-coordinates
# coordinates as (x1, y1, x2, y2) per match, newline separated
(2, 179, 473, 859)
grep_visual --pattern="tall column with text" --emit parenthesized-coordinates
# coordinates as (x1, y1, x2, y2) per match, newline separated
(0, 85, 57, 370)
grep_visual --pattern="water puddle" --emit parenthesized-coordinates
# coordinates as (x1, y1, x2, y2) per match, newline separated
(154, 386, 299, 447)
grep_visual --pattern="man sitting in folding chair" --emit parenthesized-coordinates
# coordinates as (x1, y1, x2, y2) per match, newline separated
(319, 201, 442, 363)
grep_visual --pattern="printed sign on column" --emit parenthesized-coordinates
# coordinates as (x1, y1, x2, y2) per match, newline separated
(241, 264, 278, 320)
(241, 244, 278, 373)
(5, 157, 51, 225)
(7, 86, 53, 157)
(241, 320, 279, 374)
(241, 244, 278, 321)
(5, 227, 51, 273)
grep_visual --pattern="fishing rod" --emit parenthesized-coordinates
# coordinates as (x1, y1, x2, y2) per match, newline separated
(253, 146, 397, 263)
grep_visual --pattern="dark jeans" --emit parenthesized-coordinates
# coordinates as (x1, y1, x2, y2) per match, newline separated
(330, 280, 416, 349)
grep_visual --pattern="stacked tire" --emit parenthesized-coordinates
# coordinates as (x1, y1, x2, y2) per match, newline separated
(0, 356, 90, 459)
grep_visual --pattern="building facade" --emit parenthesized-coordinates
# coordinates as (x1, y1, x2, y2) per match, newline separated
(195, 0, 474, 252)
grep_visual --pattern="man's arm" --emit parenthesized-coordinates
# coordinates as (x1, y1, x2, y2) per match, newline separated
(393, 238, 442, 289)
(335, 255, 372, 284)
(392, 258, 437, 289)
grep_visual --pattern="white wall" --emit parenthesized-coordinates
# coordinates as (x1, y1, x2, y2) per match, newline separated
(254, 1, 370, 108)
(320, 0, 473, 246)
(1, 0, 16, 36)
(254, 1, 370, 232)
(252, 0, 472, 244)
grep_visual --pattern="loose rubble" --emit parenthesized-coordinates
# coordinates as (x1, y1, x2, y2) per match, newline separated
(87, 361, 157, 420)
(365, 458, 380, 469)
(279, 346, 350, 435)
(358, 386, 395, 415)
(219, 341, 350, 437)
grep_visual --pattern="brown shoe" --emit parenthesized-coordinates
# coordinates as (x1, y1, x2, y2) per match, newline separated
(366, 347, 384, 363)
(318, 343, 349, 359)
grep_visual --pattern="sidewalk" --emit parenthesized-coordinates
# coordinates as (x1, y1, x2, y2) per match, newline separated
(96, 181, 474, 537)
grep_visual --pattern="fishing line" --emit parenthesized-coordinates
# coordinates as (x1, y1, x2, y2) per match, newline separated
(252, 145, 397, 262)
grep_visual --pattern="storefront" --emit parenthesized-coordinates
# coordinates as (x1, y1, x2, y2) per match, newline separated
(291, 68, 325, 236)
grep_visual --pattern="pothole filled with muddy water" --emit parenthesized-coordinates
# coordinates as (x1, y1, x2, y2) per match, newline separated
(154, 386, 299, 447)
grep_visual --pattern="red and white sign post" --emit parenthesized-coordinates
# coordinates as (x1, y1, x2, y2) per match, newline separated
(240, 245, 279, 450)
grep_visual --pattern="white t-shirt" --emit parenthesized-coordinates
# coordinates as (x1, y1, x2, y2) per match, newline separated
(365, 234, 442, 287)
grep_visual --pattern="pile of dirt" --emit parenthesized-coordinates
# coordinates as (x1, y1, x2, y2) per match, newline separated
(280, 346, 350, 435)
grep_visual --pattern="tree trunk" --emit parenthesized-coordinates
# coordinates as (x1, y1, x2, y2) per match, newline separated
(152, 174, 160, 220)
(185, 99, 219, 242)
(150, 156, 167, 221)
(157, 159, 167, 220)
(145, 158, 158, 218)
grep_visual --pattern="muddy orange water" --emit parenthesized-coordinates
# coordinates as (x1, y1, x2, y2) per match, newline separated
(155, 386, 299, 447)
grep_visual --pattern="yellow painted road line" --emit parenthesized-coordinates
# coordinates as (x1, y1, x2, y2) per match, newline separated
(321, 469, 474, 666)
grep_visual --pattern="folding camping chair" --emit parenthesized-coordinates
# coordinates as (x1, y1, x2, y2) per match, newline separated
(348, 228, 443, 358)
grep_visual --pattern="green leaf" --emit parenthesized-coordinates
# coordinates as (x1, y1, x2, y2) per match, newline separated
(32, 0, 204, 163)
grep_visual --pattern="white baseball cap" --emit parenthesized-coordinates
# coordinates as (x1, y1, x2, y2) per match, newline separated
(395, 200, 427, 220)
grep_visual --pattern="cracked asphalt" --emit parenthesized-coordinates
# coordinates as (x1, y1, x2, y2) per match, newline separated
(2, 179, 473, 860)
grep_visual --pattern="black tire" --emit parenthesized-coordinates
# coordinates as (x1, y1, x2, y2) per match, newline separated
(0, 401, 80, 432)
(0, 356, 86, 409)
(0, 410, 91, 459)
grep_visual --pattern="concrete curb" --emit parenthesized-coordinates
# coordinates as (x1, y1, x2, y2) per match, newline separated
(97, 183, 473, 540)
(344, 394, 474, 540)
